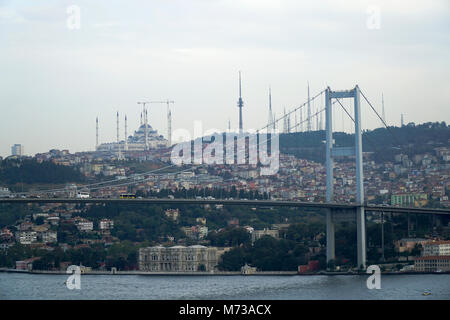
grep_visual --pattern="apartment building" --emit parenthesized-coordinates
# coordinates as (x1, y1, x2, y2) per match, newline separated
(422, 241, 450, 256)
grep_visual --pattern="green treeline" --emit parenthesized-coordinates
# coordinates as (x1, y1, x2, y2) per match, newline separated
(0, 159, 85, 185)
(280, 122, 449, 163)
(1, 203, 448, 271)
(0, 241, 142, 271)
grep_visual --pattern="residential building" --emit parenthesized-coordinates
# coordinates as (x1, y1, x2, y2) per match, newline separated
(241, 264, 257, 275)
(181, 225, 208, 240)
(394, 238, 428, 253)
(422, 240, 450, 256)
(0, 187, 11, 198)
(15, 231, 37, 244)
(16, 257, 40, 271)
(11, 144, 24, 156)
(40, 231, 58, 243)
(196, 217, 207, 225)
(75, 218, 93, 232)
(414, 256, 450, 272)
(0, 228, 13, 241)
(391, 193, 428, 207)
(251, 228, 279, 244)
(99, 219, 114, 230)
(164, 209, 179, 222)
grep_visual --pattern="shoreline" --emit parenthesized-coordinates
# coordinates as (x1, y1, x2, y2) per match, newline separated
(1, 268, 448, 276)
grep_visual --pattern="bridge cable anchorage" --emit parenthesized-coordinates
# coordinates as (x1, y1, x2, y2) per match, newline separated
(13, 88, 331, 197)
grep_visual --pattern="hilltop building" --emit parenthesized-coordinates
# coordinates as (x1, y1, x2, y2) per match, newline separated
(11, 144, 24, 156)
(97, 123, 169, 152)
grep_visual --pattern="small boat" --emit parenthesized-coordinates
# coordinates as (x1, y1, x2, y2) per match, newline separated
(422, 291, 432, 296)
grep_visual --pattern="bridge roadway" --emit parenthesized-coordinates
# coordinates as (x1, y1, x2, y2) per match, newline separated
(1, 198, 449, 215)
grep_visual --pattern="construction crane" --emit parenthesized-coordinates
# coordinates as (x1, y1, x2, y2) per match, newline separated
(149, 100, 175, 146)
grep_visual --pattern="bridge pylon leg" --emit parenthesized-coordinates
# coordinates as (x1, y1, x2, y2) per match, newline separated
(326, 209, 335, 263)
(356, 206, 366, 269)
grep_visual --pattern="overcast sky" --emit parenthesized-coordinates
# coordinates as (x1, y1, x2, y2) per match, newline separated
(0, 0, 449, 157)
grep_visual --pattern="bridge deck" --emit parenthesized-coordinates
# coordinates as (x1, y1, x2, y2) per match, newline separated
(0, 198, 449, 215)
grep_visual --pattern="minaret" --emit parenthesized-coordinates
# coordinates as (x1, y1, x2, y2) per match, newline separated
(307, 82, 311, 132)
(168, 109, 172, 146)
(117, 111, 121, 159)
(228, 118, 231, 131)
(268, 87, 273, 132)
(137, 101, 149, 151)
(237, 71, 244, 133)
(116, 112, 119, 144)
(145, 108, 148, 150)
(124, 115, 128, 151)
(96, 117, 99, 150)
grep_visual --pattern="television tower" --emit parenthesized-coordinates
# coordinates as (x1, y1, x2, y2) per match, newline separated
(237, 71, 244, 133)
(268, 87, 273, 132)
(96, 117, 99, 150)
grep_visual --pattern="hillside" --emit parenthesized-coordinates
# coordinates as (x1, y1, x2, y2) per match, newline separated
(280, 122, 449, 163)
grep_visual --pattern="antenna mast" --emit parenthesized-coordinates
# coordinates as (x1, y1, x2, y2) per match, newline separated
(238, 71, 244, 133)
(96, 117, 99, 150)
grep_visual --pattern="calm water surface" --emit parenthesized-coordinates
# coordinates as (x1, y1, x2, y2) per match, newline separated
(0, 273, 449, 300)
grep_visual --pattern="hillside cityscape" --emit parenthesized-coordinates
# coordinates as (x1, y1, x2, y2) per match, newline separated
(1, 0, 450, 304)
(1, 121, 449, 274)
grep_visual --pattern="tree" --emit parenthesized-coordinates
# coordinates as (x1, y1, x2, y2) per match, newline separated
(218, 247, 247, 271)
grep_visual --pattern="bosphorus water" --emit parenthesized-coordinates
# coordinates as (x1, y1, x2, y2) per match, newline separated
(0, 273, 449, 300)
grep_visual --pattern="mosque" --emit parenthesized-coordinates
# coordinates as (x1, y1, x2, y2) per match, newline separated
(96, 112, 169, 153)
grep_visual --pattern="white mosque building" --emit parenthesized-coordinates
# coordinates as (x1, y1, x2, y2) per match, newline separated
(96, 113, 169, 153)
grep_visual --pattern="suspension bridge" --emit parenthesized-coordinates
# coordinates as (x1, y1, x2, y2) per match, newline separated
(3, 85, 449, 269)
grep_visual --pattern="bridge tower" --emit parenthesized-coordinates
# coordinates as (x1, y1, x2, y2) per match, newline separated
(325, 85, 366, 269)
